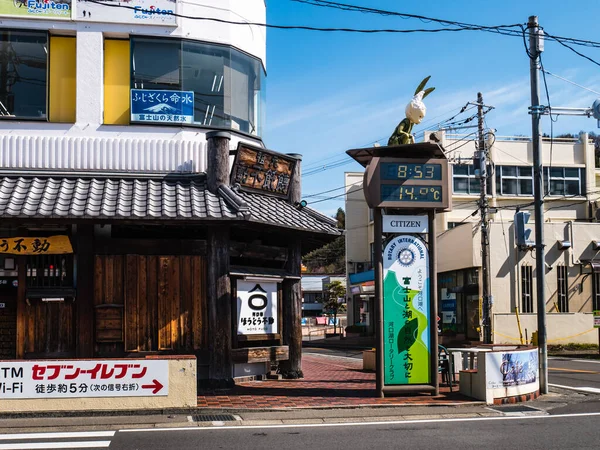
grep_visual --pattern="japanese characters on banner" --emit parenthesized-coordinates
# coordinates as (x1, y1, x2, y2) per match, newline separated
(485, 349, 539, 390)
(76, 0, 177, 25)
(0, 360, 168, 399)
(0, 236, 73, 255)
(237, 280, 278, 335)
(383, 235, 431, 385)
(0, 0, 72, 20)
(131, 89, 194, 124)
(230, 144, 295, 198)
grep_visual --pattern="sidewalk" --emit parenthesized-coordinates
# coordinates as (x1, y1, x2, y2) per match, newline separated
(197, 352, 474, 409)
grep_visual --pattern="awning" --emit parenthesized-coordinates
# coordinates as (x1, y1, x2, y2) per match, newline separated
(229, 265, 300, 280)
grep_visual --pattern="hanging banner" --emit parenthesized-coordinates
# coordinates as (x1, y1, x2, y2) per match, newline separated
(383, 235, 430, 385)
(0, 236, 73, 255)
(0, 0, 72, 20)
(236, 280, 278, 335)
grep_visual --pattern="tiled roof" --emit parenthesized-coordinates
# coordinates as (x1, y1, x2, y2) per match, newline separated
(0, 175, 342, 236)
(0, 176, 240, 220)
(238, 190, 340, 235)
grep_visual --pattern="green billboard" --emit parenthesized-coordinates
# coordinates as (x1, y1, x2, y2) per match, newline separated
(383, 235, 431, 385)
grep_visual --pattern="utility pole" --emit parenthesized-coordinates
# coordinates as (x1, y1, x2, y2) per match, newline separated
(476, 92, 492, 344)
(528, 15, 548, 394)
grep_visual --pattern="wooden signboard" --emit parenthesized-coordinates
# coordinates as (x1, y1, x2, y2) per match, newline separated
(230, 143, 296, 198)
(0, 236, 73, 255)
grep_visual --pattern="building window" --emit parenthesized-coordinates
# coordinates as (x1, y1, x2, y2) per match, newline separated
(26, 254, 73, 288)
(544, 167, 585, 197)
(556, 265, 569, 313)
(452, 165, 481, 195)
(521, 264, 533, 313)
(496, 166, 533, 196)
(0, 30, 47, 120)
(130, 37, 266, 136)
(593, 272, 600, 311)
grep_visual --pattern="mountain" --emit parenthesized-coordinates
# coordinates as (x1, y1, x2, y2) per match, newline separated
(144, 103, 177, 113)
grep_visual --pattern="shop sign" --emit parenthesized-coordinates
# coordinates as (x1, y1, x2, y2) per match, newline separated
(0, 360, 168, 399)
(0, 236, 72, 255)
(237, 280, 278, 335)
(594, 311, 600, 328)
(383, 215, 428, 234)
(130, 89, 194, 124)
(76, 0, 177, 26)
(383, 235, 431, 385)
(485, 349, 538, 390)
(230, 144, 296, 198)
(0, 0, 71, 20)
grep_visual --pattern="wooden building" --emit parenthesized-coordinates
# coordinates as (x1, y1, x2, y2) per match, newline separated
(0, 133, 340, 384)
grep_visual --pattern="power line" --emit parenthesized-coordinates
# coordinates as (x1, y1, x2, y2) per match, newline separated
(541, 69, 600, 96)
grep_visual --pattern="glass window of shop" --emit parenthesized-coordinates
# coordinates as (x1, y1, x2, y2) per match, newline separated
(130, 37, 266, 136)
(0, 30, 47, 120)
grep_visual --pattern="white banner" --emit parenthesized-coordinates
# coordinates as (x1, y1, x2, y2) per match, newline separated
(485, 349, 539, 390)
(0, 360, 168, 399)
(76, 0, 177, 26)
(383, 215, 428, 234)
(237, 280, 278, 335)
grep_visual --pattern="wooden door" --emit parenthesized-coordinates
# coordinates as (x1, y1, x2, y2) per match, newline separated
(94, 255, 207, 355)
(23, 298, 75, 358)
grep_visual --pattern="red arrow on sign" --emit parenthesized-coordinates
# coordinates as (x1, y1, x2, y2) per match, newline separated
(142, 379, 164, 394)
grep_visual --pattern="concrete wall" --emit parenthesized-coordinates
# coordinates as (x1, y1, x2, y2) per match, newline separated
(0, 357, 197, 413)
(345, 172, 370, 269)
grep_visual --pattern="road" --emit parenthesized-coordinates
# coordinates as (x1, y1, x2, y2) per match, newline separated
(2, 413, 599, 449)
(548, 357, 600, 393)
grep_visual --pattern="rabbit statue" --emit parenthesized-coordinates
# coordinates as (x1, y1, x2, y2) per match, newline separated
(388, 76, 435, 146)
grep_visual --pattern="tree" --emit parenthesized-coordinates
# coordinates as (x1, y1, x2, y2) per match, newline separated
(322, 280, 346, 335)
(302, 208, 346, 273)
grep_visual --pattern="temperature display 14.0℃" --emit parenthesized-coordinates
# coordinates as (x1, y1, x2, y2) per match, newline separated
(381, 185, 442, 202)
(381, 163, 442, 181)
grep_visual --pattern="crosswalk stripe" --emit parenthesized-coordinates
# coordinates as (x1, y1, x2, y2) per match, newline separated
(0, 441, 111, 449)
(0, 432, 115, 441)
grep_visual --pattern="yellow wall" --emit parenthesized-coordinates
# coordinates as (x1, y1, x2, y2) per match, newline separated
(49, 36, 76, 123)
(104, 39, 130, 125)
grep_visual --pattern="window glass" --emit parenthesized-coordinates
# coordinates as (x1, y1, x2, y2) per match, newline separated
(519, 179, 533, 195)
(502, 179, 518, 195)
(453, 165, 469, 176)
(518, 167, 532, 177)
(130, 37, 266, 136)
(0, 30, 47, 119)
(503, 166, 517, 177)
(131, 38, 180, 90)
(565, 180, 580, 195)
(550, 167, 563, 178)
(564, 168, 579, 178)
(453, 178, 469, 193)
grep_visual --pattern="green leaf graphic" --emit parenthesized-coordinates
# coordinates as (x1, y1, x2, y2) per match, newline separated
(397, 317, 418, 354)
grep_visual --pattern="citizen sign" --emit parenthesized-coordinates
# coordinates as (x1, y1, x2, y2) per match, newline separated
(383, 215, 428, 234)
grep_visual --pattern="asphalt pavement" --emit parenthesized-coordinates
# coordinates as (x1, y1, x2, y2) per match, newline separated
(548, 357, 600, 393)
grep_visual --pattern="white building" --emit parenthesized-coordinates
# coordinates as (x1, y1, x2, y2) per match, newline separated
(345, 131, 600, 345)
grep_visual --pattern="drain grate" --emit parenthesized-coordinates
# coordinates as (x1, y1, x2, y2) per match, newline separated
(191, 414, 238, 422)
(489, 405, 540, 413)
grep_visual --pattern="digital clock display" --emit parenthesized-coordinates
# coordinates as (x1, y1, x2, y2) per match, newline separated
(381, 163, 442, 181)
(381, 185, 443, 203)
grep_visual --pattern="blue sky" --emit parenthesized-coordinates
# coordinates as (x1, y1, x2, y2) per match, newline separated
(263, 0, 600, 217)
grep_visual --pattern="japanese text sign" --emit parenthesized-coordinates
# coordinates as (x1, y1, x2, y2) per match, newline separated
(0, 360, 168, 399)
(0, 236, 72, 255)
(594, 311, 600, 328)
(237, 280, 278, 335)
(230, 144, 296, 198)
(76, 0, 177, 26)
(383, 235, 431, 385)
(131, 89, 194, 124)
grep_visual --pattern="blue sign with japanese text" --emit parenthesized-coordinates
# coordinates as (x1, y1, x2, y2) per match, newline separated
(130, 89, 194, 124)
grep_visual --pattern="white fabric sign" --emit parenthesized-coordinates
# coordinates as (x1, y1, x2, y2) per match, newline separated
(237, 280, 278, 335)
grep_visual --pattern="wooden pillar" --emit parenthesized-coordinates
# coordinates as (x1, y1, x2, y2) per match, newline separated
(76, 225, 95, 358)
(280, 153, 303, 378)
(15, 255, 26, 359)
(206, 131, 233, 384)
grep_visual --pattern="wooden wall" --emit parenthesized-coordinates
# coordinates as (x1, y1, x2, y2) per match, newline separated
(23, 299, 75, 358)
(94, 255, 207, 356)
